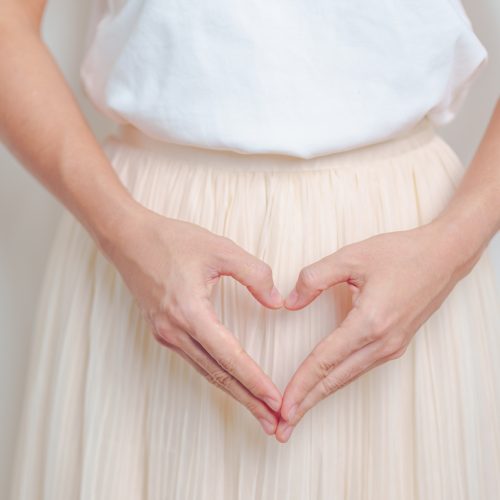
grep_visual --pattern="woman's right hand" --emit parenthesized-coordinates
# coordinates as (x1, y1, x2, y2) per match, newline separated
(99, 204, 284, 435)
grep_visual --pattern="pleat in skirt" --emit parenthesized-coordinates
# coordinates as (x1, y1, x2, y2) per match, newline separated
(10, 117, 500, 499)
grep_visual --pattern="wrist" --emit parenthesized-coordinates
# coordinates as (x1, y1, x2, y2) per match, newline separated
(84, 192, 148, 259)
(425, 205, 496, 281)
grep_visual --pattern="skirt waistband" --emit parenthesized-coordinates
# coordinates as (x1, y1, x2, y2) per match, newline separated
(112, 117, 437, 172)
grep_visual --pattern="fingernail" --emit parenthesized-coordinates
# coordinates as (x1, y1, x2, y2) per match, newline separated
(264, 396, 281, 412)
(258, 418, 276, 435)
(286, 403, 298, 422)
(285, 289, 299, 308)
(279, 422, 294, 441)
(270, 285, 283, 305)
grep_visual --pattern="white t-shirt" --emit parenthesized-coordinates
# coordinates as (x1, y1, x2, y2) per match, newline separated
(80, 0, 488, 159)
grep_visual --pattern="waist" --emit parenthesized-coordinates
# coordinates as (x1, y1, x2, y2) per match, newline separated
(111, 117, 437, 173)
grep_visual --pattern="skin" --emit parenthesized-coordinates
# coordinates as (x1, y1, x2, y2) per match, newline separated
(1, 1, 498, 443)
(276, 100, 500, 442)
(0, 0, 284, 436)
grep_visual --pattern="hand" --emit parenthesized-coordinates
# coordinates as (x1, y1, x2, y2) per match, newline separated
(275, 222, 476, 442)
(100, 205, 285, 435)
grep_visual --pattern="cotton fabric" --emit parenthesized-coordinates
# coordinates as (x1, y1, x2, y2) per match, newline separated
(10, 118, 500, 499)
(79, 0, 489, 159)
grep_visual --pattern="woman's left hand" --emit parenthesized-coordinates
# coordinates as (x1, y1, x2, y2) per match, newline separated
(275, 220, 481, 442)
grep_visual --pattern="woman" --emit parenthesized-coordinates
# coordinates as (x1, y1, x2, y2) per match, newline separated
(4, 0, 499, 498)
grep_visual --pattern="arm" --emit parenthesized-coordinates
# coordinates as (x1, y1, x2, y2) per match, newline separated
(431, 98, 500, 280)
(0, 0, 284, 435)
(275, 98, 500, 443)
(0, 0, 138, 249)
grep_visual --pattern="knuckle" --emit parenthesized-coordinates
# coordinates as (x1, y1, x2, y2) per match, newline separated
(165, 299, 185, 323)
(311, 350, 336, 377)
(369, 314, 389, 338)
(322, 370, 352, 395)
(152, 324, 178, 348)
(179, 299, 202, 322)
(216, 352, 238, 375)
(320, 375, 340, 396)
(216, 236, 239, 262)
(380, 335, 402, 354)
(359, 305, 392, 341)
(149, 313, 179, 347)
(298, 265, 320, 290)
(363, 327, 384, 344)
(252, 261, 273, 282)
(384, 340, 408, 360)
(205, 368, 233, 389)
(320, 378, 336, 396)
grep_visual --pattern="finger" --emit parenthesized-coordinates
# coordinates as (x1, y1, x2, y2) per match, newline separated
(275, 341, 387, 442)
(185, 298, 283, 413)
(171, 331, 279, 435)
(156, 330, 279, 435)
(279, 306, 370, 422)
(285, 248, 354, 310)
(218, 239, 283, 309)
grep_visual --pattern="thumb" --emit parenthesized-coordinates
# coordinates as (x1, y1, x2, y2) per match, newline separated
(218, 243, 283, 309)
(285, 250, 353, 310)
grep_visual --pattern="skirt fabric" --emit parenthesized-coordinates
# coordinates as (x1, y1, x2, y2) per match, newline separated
(10, 117, 500, 500)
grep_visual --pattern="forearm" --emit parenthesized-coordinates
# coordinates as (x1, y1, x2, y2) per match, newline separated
(0, 5, 141, 253)
(429, 98, 500, 277)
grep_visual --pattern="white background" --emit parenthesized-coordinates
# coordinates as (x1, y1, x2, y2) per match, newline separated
(1, 0, 499, 496)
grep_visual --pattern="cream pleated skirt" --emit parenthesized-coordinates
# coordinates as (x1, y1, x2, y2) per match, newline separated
(10, 118, 500, 500)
